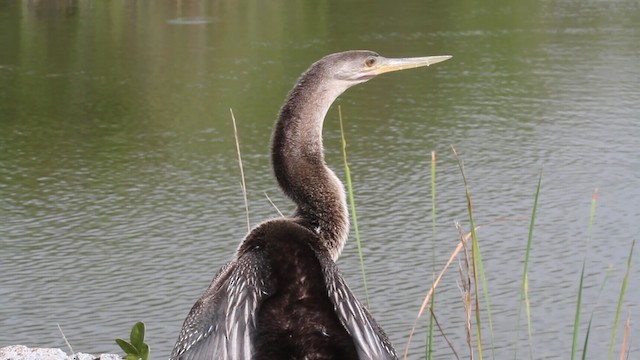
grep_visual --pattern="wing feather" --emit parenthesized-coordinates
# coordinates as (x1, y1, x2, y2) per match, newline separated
(319, 253, 398, 360)
(170, 250, 272, 360)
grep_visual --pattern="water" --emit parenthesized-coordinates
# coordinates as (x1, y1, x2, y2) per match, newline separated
(1, 0, 639, 359)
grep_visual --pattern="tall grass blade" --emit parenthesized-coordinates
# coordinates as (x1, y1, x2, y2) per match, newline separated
(457, 222, 475, 360)
(581, 315, 592, 360)
(404, 230, 470, 359)
(608, 240, 635, 360)
(57, 324, 75, 356)
(515, 171, 541, 359)
(338, 106, 370, 306)
(524, 273, 532, 356)
(573, 189, 599, 359)
(453, 146, 483, 359)
(430, 307, 460, 360)
(427, 287, 436, 360)
(431, 150, 437, 260)
(452, 145, 495, 360)
(230, 108, 251, 231)
(263, 192, 284, 218)
(581, 265, 612, 360)
(572, 261, 587, 360)
(427, 150, 437, 360)
(620, 313, 630, 360)
(587, 189, 598, 240)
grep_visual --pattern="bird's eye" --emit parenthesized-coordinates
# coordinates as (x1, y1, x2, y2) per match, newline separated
(364, 57, 377, 68)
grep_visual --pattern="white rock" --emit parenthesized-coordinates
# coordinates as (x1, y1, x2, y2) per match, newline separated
(0, 345, 120, 360)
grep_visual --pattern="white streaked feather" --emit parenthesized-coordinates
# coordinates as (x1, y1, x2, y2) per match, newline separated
(169, 250, 271, 360)
(321, 251, 398, 360)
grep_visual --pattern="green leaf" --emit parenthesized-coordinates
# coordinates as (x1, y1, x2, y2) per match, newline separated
(125, 354, 141, 360)
(115, 339, 138, 356)
(140, 343, 150, 360)
(130, 322, 146, 349)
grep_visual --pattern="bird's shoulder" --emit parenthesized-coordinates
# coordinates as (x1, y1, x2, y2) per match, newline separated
(238, 218, 324, 256)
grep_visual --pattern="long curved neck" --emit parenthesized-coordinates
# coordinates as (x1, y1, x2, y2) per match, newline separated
(271, 67, 350, 261)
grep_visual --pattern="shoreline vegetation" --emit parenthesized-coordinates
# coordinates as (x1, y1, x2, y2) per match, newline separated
(336, 110, 634, 359)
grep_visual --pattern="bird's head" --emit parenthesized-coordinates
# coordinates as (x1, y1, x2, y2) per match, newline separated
(319, 50, 451, 86)
(291, 50, 451, 102)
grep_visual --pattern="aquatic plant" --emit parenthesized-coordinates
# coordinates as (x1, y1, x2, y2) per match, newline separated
(115, 322, 149, 360)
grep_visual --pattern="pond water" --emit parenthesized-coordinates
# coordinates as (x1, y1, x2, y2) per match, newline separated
(1, 0, 638, 359)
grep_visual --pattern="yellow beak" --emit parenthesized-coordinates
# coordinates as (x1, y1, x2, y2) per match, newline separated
(373, 55, 452, 75)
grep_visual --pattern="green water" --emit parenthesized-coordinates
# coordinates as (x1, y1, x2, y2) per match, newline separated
(1, 0, 639, 358)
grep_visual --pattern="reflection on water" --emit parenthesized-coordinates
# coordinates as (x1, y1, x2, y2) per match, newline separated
(1, 0, 639, 359)
(167, 17, 216, 25)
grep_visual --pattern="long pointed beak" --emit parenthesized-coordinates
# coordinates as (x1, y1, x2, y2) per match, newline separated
(373, 55, 452, 75)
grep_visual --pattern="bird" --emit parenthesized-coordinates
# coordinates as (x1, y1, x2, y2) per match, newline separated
(169, 50, 451, 360)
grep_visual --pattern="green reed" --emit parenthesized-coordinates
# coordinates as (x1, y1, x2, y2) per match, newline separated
(515, 171, 541, 359)
(427, 151, 437, 360)
(338, 106, 370, 307)
(333, 116, 634, 360)
(452, 145, 495, 360)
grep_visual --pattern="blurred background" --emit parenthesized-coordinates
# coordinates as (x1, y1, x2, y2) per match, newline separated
(1, 0, 638, 358)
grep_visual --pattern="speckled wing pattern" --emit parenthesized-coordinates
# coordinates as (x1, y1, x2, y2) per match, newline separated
(319, 253, 399, 360)
(169, 251, 272, 360)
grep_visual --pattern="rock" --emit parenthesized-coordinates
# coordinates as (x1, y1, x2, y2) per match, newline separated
(0, 345, 121, 360)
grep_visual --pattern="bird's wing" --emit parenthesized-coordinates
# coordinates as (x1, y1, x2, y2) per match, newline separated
(170, 250, 273, 360)
(319, 254, 399, 360)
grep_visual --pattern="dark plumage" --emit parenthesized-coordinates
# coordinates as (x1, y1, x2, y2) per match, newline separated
(170, 50, 451, 360)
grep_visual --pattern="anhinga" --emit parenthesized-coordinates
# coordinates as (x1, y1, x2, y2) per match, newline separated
(170, 50, 451, 360)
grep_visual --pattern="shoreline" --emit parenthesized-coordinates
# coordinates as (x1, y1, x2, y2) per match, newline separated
(0, 345, 120, 360)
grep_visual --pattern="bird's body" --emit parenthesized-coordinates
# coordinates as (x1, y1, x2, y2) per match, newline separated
(243, 220, 360, 360)
(170, 50, 450, 360)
